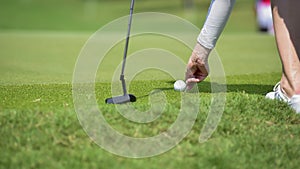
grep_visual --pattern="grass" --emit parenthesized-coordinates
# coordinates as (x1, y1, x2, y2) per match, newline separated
(0, 31, 280, 85)
(1, 0, 300, 169)
(0, 0, 256, 32)
(1, 77, 300, 169)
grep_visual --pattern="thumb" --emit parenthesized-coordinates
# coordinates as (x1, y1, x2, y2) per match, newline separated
(185, 78, 200, 90)
(186, 78, 200, 84)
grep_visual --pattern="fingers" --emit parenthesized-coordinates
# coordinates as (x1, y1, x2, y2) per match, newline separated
(185, 62, 208, 82)
(197, 62, 209, 77)
(185, 61, 209, 90)
(184, 43, 211, 90)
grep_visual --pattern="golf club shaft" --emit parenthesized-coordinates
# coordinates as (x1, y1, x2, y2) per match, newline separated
(120, 0, 135, 95)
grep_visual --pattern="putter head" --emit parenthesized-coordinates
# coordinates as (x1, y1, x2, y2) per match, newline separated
(105, 94, 136, 104)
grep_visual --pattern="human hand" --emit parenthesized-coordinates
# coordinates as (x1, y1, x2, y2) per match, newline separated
(185, 43, 210, 90)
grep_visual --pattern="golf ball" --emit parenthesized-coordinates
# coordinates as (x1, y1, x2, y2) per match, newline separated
(174, 80, 186, 91)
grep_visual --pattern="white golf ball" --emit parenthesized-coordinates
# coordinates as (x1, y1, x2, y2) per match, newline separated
(174, 80, 186, 91)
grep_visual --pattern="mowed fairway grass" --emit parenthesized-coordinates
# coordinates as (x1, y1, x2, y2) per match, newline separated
(1, 0, 300, 169)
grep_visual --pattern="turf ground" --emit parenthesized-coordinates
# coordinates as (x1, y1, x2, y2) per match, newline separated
(1, 0, 300, 169)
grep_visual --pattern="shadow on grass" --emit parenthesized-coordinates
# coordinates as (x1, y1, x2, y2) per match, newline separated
(163, 81, 274, 95)
(198, 81, 273, 95)
(136, 81, 273, 99)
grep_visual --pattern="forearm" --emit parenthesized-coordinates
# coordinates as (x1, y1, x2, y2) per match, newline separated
(185, 0, 235, 85)
(198, 0, 236, 49)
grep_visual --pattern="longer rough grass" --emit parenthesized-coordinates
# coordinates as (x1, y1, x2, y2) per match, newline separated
(1, 75, 300, 169)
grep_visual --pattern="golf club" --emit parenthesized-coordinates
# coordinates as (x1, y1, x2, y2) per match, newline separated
(105, 0, 136, 104)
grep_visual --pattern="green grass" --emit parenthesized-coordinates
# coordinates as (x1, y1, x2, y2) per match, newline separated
(0, 0, 256, 32)
(1, 0, 300, 169)
(0, 31, 280, 85)
(1, 77, 300, 169)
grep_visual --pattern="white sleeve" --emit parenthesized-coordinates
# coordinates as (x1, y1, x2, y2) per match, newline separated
(197, 0, 236, 49)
